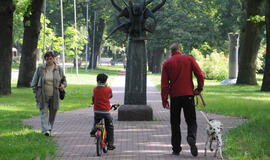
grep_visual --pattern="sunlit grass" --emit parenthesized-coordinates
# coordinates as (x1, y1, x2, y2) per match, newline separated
(148, 72, 270, 159)
(0, 65, 122, 160)
(66, 65, 122, 85)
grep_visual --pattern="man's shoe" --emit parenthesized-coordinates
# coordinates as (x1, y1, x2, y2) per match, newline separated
(44, 131, 50, 136)
(187, 137, 198, 157)
(108, 145, 116, 150)
(172, 151, 180, 155)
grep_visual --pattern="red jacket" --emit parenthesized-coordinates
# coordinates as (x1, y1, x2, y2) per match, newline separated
(161, 51, 204, 108)
(92, 86, 112, 111)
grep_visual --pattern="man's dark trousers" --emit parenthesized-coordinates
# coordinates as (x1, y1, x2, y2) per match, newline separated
(170, 95, 197, 153)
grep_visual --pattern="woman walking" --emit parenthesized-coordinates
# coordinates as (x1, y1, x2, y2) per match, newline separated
(31, 51, 67, 136)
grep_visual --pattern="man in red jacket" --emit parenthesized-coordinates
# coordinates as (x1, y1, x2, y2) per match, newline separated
(161, 43, 204, 156)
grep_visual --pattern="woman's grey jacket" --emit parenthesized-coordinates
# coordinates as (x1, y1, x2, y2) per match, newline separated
(31, 64, 67, 110)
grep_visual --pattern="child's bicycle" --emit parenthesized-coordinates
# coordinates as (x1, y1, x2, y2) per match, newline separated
(94, 104, 120, 156)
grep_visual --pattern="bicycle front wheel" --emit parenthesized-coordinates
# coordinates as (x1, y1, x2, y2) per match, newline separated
(96, 135, 102, 156)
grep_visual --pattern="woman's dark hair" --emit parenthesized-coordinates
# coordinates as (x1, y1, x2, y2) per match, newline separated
(44, 51, 54, 59)
(97, 73, 108, 83)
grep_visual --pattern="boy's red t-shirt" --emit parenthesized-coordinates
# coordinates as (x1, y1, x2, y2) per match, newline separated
(92, 86, 112, 111)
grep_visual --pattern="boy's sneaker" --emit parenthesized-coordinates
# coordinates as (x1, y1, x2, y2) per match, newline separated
(187, 137, 198, 157)
(108, 145, 116, 150)
(90, 131, 95, 137)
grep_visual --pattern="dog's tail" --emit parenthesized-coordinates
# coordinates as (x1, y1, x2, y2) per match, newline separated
(200, 111, 213, 127)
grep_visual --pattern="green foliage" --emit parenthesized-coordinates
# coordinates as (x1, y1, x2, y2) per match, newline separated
(121, 0, 243, 53)
(247, 15, 265, 24)
(13, 0, 32, 44)
(38, 14, 64, 56)
(18, 0, 245, 58)
(14, 0, 31, 15)
(198, 42, 213, 55)
(190, 49, 228, 81)
(256, 45, 266, 72)
(24, 20, 30, 26)
(14, 0, 245, 55)
(64, 26, 87, 59)
(38, 15, 88, 60)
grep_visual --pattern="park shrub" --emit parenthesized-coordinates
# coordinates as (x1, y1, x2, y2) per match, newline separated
(190, 49, 228, 81)
(190, 47, 265, 80)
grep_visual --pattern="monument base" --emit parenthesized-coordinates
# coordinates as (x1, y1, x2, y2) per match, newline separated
(221, 78, 237, 85)
(118, 105, 153, 121)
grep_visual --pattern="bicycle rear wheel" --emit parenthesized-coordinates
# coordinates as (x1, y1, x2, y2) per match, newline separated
(96, 135, 102, 156)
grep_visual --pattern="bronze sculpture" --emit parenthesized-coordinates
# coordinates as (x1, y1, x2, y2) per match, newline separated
(107, 0, 166, 120)
(107, 0, 166, 40)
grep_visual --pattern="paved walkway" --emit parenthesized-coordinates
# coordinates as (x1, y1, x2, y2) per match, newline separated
(23, 71, 246, 160)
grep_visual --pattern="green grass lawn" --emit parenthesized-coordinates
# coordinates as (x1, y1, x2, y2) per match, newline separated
(149, 73, 270, 160)
(0, 65, 122, 160)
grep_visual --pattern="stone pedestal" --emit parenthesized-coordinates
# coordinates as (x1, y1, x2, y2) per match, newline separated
(124, 39, 147, 105)
(118, 105, 153, 121)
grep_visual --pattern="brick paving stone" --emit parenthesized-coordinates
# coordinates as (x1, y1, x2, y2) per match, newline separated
(23, 71, 247, 160)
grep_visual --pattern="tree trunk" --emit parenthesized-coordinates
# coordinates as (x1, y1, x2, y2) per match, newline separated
(79, 3, 90, 70)
(151, 48, 164, 73)
(0, 1, 15, 95)
(17, 0, 44, 88)
(87, 24, 91, 69)
(88, 10, 96, 69)
(88, 10, 105, 69)
(261, 0, 270, 91)
(237, 0, 264, 85)
(93, 18, 105, 68)
(147, 49, 153, 72)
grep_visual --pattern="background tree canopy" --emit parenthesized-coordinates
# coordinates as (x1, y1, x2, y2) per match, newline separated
(11, 0, 245, 57)
(0, 0, 268, 92)
(104, 0, 245, 54)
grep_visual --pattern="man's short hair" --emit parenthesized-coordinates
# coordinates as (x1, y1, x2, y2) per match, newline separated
(44, 51, 54, 59)
(97, 73, 108, 83)
(170, 43, 181, 53)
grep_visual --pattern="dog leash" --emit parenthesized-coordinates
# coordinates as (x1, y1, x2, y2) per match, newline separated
(196, 93, 213, 126)
(195, 93, 212, 127)
(195, 93, 206, 107)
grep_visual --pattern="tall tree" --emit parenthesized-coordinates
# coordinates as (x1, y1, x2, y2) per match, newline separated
(88, 15, 105, 69)
(17, 0, 44, 88)
(237, 0, 265, 85)
(261, 0, 270, 91)
(0, 0, 15, 95)
(149, 48, 164, 73)
(87, 0, 110, 69)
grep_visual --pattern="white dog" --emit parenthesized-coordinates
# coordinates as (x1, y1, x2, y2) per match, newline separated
(200, 111, 223, 160)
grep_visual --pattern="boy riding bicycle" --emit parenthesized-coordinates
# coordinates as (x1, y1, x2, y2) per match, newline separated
(90, 73, 115, 150)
